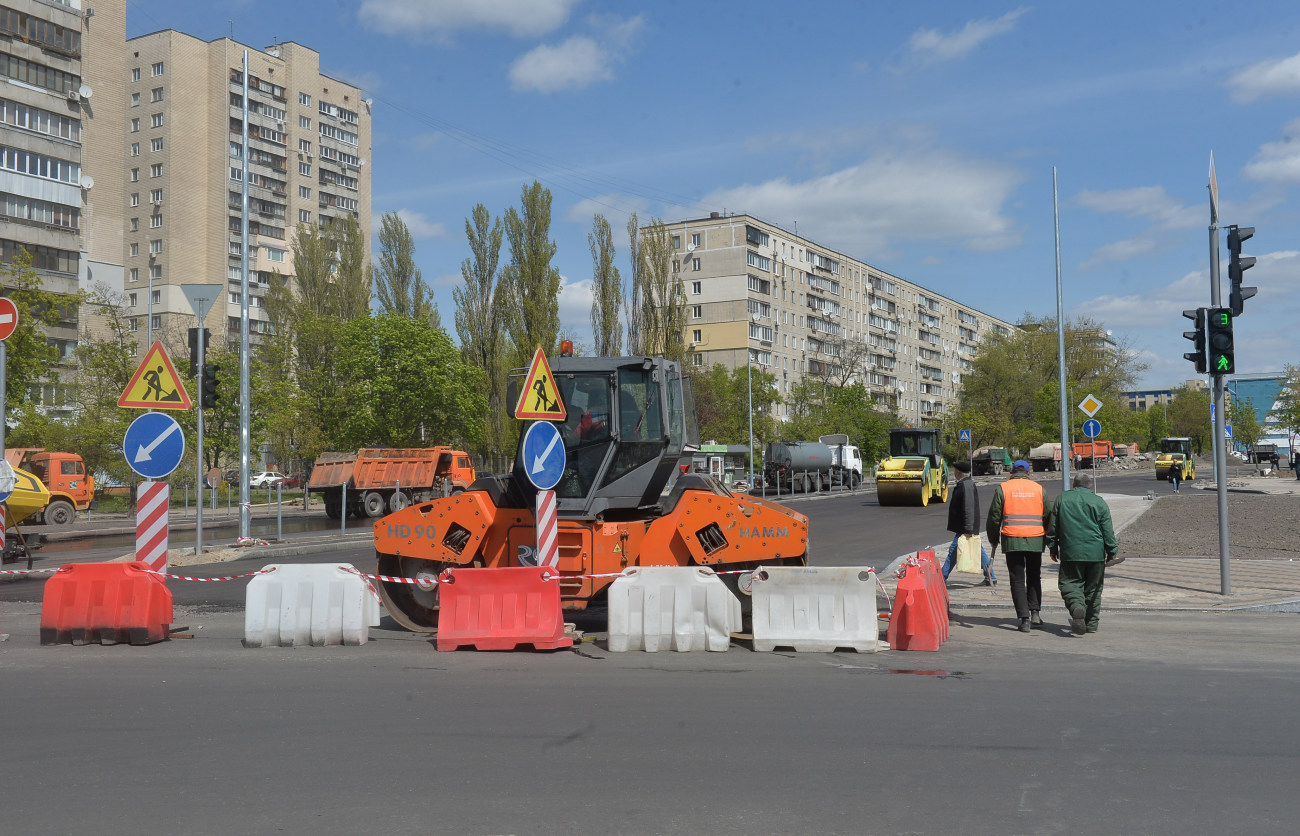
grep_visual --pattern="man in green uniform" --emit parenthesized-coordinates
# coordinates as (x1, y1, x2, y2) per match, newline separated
(1046, 472, 1118, 635)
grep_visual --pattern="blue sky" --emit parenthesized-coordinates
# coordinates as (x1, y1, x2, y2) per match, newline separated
(127, 0, 1300, 389)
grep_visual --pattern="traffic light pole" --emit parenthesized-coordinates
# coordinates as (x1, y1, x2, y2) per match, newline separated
(196, 327, 205, 556)
(1208, 203, 1230, 595)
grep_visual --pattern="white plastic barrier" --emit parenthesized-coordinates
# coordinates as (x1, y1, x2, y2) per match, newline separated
(244, 563, 381, 647)
(607, 566, 741, 652)
(750, 566, 878, 652)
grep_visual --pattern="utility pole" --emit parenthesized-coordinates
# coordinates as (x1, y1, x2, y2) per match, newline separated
(1207, 153, 1230, 595)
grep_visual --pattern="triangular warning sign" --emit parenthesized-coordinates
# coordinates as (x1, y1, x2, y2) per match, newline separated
(119, 341, 193, 410)
(513, 347, 566, 421)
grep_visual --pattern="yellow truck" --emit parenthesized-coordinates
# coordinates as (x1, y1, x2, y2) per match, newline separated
(1, 464, 50, 566)
(1154, 437, 1195, 481)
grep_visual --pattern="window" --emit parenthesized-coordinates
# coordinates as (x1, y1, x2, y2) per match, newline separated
(746, 251, 771, 271)
(150, 138, 163, 152)
(299, 139, 311, 153)
(691, 281, 701, 295)
(692, 258, 701, 271)
(129, 243, 138, 257)
(152, 62, 164, 77)
(131, 68, 140, 82)
(150, 189, 162, 203)
(130, 118, 139, 132)
(130, 143, 140, 156)
(129, 268, 138, 283)
(747, 275, 771, 294)
(151, 113, 163, 128)
(149, 239, 162, 254)
(151, 289, 160, 303)
(691, 233, 700, 247)
(151, 88, 163, 103)
(129, 218, 138, 231)
(151, 315, 160, 330)
(299, 92, 311, 106)
(128, 293, 137, 307)
(671, 235, 681, 249)
(150, 214, 162, 228)
(298, 186, 311, 199)
(745, 225, 769, 247)
(747, 299, 771, 318)
(130, 193, 139, 207)
(299, 209, 311, 223)
(691, 305, 702, 319)
(692, 354, 704, 366)
(299, 162, 311, 176)
(150, 266, 161, 281)
(150, 163, 162, 177)
(266, 247, 286, 263)
(299, 115, 311, 129)
(229, 166, 242, 182)
(692, 329, 702, 343)
(130, 167, 139, 182)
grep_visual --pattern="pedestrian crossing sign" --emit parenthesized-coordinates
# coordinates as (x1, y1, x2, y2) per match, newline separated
(118, 340, 193, 410)
(513, 347, 567, 421)
(959, 429, 971, 442)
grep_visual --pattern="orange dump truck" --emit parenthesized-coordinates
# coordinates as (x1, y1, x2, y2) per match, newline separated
(3, 448, 96, 525)
(1070, 440, 1115, 464)
(308, 447, 476, 520)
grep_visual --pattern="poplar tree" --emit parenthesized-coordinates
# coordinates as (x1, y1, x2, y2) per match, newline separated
(624, 212, 646, 355)
(374, 211, 439, 326)
(588, 213, 622, 356)
(454, 203, 507, 455)
(500, 181, 561, 366)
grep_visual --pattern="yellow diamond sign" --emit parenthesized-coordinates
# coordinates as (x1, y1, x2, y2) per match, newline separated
(1078, 393, 1103, 417)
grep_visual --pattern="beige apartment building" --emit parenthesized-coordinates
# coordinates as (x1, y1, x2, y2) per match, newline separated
(0, 0, 125, 411)
(667, 213, 1016, 424)
(118, 29, 370, 350)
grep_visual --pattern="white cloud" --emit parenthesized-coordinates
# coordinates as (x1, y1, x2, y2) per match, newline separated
(394, 208, 448, 240)
(1243, 118, 1300, 184)
(1079, 237, 1162, 270)
(1076, 186, 1196, 228)
(563, 193, 650, 224)
(557, 276, 593, 336)
(696, 148, 1024, 256)
(909, 7, 1028, 63)
(359, 0, 579, 40)
(430, 272, 462, 288)
(509, 37, 612, 93)
(1228, 50, 1300, 102)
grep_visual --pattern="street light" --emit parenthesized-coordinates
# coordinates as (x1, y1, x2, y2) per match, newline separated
(747, 312, 760, 489)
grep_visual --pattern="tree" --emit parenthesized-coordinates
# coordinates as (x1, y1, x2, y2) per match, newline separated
(330, 215, 372, 322)
(624, 212, 646, 355)
(0, 247, 81, 406)
(635, 218, 687, 362)
(1168, 385, 1211, 454)
(374, 212, 439, 325)
(809, 332, 873, 389)
(1270, 364, 1300, 438)
(785, 378, 895, 464)
(500, 181, 561, 366)
(588, 214, 622, 355)
(1228, 395, 1263, 449)
(454, 203, 508, 457)
(688, 363, 779, 448)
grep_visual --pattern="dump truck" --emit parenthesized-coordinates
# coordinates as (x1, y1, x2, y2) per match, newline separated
(1251, 443, 1279, 467)
(971, 445, 1013, 476)
(371, 352, 809, 632)
(308, 447, 476, 520)
(875, 428, 950, 507)
(1, 464, 49, 566)
(1029, 443, 1063, 472)
(1154, 437, 1196, 481)
(3, 448, 96, 525)
(1071, 440, 1115, 465)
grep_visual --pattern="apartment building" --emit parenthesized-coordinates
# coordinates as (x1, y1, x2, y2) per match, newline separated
(117, 30, 370, 349)
(667, 213, 1015, 423)
(0, 0, 125, 410)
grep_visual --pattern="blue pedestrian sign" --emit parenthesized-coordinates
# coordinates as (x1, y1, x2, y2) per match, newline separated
(124, 411, 186, 479)
(521, 420, 566, 491)
(1082, 418, 1102, 439)
(1225, 425, 1233, 440)
(959, 429, 971, 442)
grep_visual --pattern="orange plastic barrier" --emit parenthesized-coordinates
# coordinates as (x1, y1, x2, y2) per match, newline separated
(887, 558, 948, 651)
(436, 566, 574, 651)
(40, 562, 173, 646)
(916, 549, 949, 644)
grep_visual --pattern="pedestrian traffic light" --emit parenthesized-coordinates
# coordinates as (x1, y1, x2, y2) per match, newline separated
(1227, 225, 1256, 316)
(1205, 307, 1234, 376)
(187, 327, 211, 378)
(201, 363, 219, 408)
(1182, 308, 1206, 374)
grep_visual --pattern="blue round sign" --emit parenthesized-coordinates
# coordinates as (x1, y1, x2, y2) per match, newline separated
(521, 421, 566, 491)
(124, 411, 186, 479)
(1082, 418, 1102, 439)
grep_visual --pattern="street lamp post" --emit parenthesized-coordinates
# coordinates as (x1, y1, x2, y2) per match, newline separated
(747, 346, 753, 489)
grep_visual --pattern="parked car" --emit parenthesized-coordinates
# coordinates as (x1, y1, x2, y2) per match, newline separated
(249, 471, 285, 488)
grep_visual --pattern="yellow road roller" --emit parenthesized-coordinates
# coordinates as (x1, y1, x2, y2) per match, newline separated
(2, 465, 51, 566)
(1154, 437, 1195, 481)
(875, 428, 950, 507)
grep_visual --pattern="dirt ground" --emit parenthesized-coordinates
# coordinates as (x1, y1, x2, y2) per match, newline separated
(1119, 493, 1300, 560)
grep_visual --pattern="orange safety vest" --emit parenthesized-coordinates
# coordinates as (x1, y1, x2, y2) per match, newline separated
(1001, 479, 1046, 537)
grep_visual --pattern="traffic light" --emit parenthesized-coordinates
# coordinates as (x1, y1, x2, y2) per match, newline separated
(1182, 308, 1206, 374)
(201, 363, 219, 408)
(1227, 225, 1256, 316)
(187, 327, 211, 378)
(1206, 307, 1234, 375)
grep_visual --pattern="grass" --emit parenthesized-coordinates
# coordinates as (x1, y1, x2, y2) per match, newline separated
(91, 486, 309, 514)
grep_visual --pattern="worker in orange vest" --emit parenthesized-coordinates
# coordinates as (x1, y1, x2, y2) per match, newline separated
(986, 460, 1051, 632)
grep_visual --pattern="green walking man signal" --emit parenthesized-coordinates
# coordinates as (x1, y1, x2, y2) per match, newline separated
(1205, 307, 1234, 376)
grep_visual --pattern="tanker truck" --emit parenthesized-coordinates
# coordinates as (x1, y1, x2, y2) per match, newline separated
(763, 441, 837, 493)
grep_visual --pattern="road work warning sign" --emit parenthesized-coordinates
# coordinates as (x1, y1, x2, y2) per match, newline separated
(514, 347, 566, 421)
(119, 340, 193, 410)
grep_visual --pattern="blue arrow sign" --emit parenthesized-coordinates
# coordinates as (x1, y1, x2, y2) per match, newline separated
(522, 420, 566, 491)
(124, 411, 186, 479)
(959, 429, 971, 442)
(1082, 418, 1102, 439)
(0, 460, 15, 503)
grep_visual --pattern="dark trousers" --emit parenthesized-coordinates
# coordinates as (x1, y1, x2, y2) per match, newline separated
(1058, 561, 1106, 630)
(1004, 552, 1042, 619)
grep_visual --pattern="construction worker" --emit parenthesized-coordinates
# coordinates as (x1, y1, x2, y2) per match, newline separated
(986, 460, 1050, 633)
(1047, 471, 1119, 635)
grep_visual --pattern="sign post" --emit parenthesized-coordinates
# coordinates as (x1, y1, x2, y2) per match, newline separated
(1082, 418, 1102, 485)
(124, 411, 186, 573)
(0, 296, 17, 543)
(182, 284, 221, 555)
(522, 420, 566, 567)
(959, 429, 972, 473)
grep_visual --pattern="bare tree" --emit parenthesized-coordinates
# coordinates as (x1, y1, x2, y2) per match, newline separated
(624, 212, 646, 355)
(588, 213, 622, 355)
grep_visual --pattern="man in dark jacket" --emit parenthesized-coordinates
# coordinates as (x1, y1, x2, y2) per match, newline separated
(1047, 471, 1118, 635)
(941, 460, 996, 585)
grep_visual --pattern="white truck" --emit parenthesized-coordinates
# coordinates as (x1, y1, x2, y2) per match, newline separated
(819, 434, 864, 488)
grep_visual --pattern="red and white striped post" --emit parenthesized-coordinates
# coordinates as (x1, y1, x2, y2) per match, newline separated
(536, 489, 558, 567)
(136, 480, 170, 573)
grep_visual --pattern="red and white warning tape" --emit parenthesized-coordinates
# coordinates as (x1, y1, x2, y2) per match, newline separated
(0, 567, 60, 576)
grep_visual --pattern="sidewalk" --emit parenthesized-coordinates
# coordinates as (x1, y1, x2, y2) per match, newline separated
(895, 489, 1300, 614)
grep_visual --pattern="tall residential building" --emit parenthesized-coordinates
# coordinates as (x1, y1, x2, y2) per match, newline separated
(117, 31, 371, 349)
(664, 213, 1015, 423)
(1, 0, 125, 410)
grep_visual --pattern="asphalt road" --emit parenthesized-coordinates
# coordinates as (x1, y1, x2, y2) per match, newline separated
(0, 607, 1295, 835)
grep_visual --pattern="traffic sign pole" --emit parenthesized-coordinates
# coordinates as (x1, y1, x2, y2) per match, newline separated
(0, 297, 17, 485)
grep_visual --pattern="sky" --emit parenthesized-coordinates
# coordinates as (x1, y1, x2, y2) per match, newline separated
(125, 0, 1300, 389)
